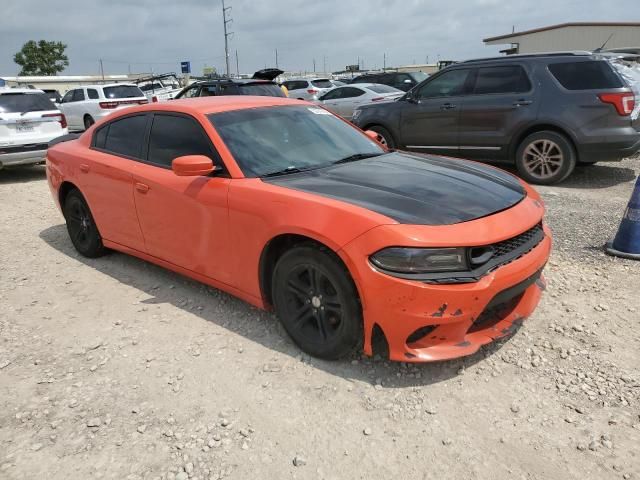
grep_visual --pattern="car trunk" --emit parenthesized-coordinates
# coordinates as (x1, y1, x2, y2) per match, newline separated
(0, 93, 65, 147)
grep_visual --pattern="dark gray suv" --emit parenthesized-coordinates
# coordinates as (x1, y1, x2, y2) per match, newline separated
(352, 52, 640, 184)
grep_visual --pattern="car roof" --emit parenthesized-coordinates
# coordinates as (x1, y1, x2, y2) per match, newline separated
(459, 51, 596, 64)
(0, 87, 45, 94)
(72, 83, 138, 89)
(127, 96, 305, 116)
(192, 78, 275, 86)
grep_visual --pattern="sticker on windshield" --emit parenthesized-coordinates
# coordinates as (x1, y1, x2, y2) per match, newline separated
(307, 107, 331, 115)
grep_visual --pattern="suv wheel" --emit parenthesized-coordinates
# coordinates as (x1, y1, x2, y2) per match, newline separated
(272, 245, 362, 360)
(84, 115, 95, 130)
(368, 126, 396, 149)
(515, 131, 576, 185)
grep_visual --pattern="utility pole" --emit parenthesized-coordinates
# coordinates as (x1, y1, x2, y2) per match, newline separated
(275, 49, 278, 68)
(313, 58, 316, 73)
(235, 49, 239, 76)
(99, 59, 105, 81)
(323, 55, 326, 74)
(222, 0, 233, 77)
(383, 53, 386, 71)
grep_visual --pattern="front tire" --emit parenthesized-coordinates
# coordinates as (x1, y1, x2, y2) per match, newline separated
(63, 189, 106, 258)
(83, 115, 95, 130)
(515, 131, 576, 185)
(272, 245, 362, 360)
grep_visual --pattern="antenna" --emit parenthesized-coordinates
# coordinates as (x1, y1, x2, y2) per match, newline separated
(595, 33, 614, 52)
(221, 0, 233, 77)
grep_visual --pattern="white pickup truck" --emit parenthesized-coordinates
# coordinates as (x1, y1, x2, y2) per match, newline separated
(135, 73, 183, 102)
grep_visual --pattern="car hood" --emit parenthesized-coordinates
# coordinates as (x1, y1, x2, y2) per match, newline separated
(263, 152, 526, 225)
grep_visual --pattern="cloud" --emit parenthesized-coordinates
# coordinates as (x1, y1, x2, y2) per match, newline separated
(1, 0, 637, 76)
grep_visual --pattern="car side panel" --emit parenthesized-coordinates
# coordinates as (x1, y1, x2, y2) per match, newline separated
(46, 139, 146, 251)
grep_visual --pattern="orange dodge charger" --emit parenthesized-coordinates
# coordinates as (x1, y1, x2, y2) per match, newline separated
(46, 96, 551, 362)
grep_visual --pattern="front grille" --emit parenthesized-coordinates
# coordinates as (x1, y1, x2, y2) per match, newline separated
(485, 223, 544, 269)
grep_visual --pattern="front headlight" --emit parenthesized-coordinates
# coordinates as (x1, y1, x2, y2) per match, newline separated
(370, 247, 468, 274)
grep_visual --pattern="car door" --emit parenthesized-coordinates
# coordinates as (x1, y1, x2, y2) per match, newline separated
(332, 87, 367, 119)
(318, 87, 344, 115)
(84, 114, 148, 251)
(457, 64, 538, 160)
(399, 68, 472, 153)
(131, 112, 232, 283)
(60, 89, 81, 129)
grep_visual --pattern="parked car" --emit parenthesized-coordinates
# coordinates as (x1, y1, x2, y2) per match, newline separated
(352, 52, 640, 184)
(350, 71, 428, 92)
(316, 83, 403, 120)
(58, 84, 147, 131)
(0, 88, 68, 169)
(135, 73, 182, 102)
(280, 78, 333, 100)
(174, 70, 285, 99)
(46, 96, 550, 362)
(42, 89, 62, 104)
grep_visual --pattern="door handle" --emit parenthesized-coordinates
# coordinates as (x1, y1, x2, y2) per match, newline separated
(135, 182, 149, 194)
(513, 100, 533, 107)
(79, 164, 89, 173)
(440, 103, 457, 110)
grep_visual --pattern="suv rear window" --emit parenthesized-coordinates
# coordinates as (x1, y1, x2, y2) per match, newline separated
(0, 92, 56, 113)
(311, 79, 332, 88)
(103, 85, 145, 99)
(548, 61, 623, 90)
(239, 83, 285, 97)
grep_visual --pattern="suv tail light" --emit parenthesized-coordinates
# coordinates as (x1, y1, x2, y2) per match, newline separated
(42, 113, 67, 129)
(598, 92, 635, 116)
(307, 89, 319, 94)
(151, 96, 158, 103)
(99, 99, 149, 109)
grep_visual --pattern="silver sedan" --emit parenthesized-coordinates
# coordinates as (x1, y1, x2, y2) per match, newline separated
(315, 83, 404, 120)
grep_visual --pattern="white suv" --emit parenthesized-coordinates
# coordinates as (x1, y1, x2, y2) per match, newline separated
(0, 88, 68, 169)
(281, 78, 334, 100)
(58, 83, 147, 131)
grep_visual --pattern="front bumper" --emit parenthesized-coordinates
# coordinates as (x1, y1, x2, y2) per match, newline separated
(0, 149, 47, 168)
(339, 193, 551, 362)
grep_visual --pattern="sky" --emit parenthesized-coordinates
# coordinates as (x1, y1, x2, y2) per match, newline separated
(2, 0, 639, 77)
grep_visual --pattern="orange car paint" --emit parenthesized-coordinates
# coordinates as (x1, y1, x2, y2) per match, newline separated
(46, 96, 551, 362)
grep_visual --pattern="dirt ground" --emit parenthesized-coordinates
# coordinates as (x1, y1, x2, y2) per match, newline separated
(1, 157, 639, 480)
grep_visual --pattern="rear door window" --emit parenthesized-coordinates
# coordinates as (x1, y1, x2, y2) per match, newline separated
(339, 87, 365, 98)
(391, 74, 413, 89)
(147, 114, 218, 168)
(473, 65, 531, 94)
(548, 61, 624, 90)
(103, 85, 145, 99)
(0, 92, 56, 113)
(87, 89, 99, 99)
(102, 114, 148, 159)
(61, 91, 74, 103)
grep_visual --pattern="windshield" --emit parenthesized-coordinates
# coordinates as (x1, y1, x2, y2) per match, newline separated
(0, 92, 57, 113)
(208, 105, 384, 177)
(239, 83, 286, 97)
(411, 72, 428, 83)
(103, 85, 145, 99)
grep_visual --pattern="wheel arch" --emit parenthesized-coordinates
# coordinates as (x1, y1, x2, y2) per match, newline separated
(509, 123, 579, 162)
(58, 181, 79, 209)
(360, 122, 398, 146)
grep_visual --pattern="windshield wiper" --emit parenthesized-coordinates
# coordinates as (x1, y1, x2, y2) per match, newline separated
(261, 166, 315, 178)
(332, 153, 382, 165)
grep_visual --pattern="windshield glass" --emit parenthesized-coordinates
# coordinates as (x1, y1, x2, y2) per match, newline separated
(103, 85, 145, 99)
(208, 105, 384, 177)
(239, 83, 285, 97)
(0, 92, 56, 113)
(411, 72, 428, 83)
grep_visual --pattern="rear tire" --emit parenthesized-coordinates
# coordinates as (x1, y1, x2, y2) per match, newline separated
(272, 245, 362, 360)
(368, 125, 396, 149)
(83, 115, 95, 130)
(515, 131, 576, 185)
(63, 189, 106, 258)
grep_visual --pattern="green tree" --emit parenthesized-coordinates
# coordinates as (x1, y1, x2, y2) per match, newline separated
(13, 40, 69, 76)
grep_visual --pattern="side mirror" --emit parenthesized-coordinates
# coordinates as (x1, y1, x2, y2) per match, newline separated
(172, 155, 218, 176)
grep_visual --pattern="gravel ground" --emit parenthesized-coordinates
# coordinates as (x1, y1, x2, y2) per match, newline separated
(1, 157, 639, 480)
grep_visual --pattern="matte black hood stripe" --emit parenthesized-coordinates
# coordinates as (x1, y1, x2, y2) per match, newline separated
(264, 152, 525, 225)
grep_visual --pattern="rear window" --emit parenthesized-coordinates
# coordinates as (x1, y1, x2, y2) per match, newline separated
(548, 61, 623, 90)
(0, 92, 56, 113)
(351, 76, 375, 84)
(311, 79, 332, 88)
(368, 84, 400, 94)
(103, 85, 145, 99)
(239, 83, 285, 97)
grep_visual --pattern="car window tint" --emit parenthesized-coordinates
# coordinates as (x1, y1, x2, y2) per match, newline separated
(287, 81, 308, 90)
(0, 92, 56, 113)
(103, 85, 144, 99)
(199, 85, 220, 96)
(548, 61, 623, 90)
(61, 91, 73, 103)
(103, 115, 147, 158)
(147, 114, 215, 168)
(87, 89, 99, 100)
(182, 86, 200, 98)
(94, 125, 109, 149)
(416, 69, 470, 99)
(72, 89, 85, 101)
(340, 87, 365, 98)
(311, 79, 332, 88)
(368, 84, 400, 94)
(392, 74, 413, 88)
(240, 83, 286, 97)
(321, 88, 343, 100)
(473, 65, 531, 94)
